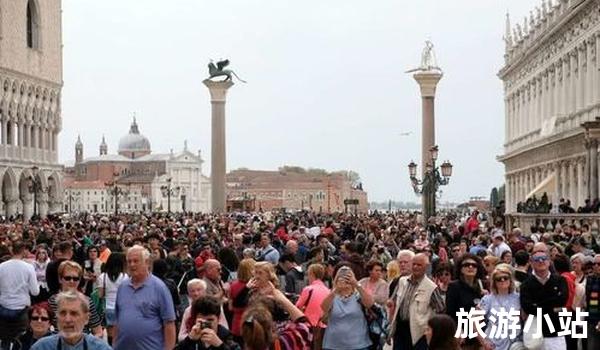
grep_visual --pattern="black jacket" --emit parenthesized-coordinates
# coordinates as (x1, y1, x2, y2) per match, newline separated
(520, 272, 568, 338)
(174, 325, 240, 350)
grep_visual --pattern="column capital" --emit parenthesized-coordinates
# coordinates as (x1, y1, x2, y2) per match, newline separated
(412, 71, 443, 97)
(203, 80, 234, 102)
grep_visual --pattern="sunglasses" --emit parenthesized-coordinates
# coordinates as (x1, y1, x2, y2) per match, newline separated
(594, 262, 600, 266)
(462, 263, 478, 269)
(62, 276, 80, 282)
(452, 249, 460, 253)
(31, 316, 50, 322)
(531, 256, 549, 263)
(494, 276, 510, 282)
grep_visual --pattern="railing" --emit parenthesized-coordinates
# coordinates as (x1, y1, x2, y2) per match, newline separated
(506, 213, 600, 234)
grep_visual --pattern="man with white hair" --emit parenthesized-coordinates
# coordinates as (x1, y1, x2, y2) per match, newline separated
(178, 279, 207, 341)
(31, 291, 111, 350)
(113, 245, 176, 350)
(387, 250, 415, 317)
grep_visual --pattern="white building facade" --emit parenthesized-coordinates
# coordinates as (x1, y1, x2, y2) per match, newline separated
(0, 0, 64, 219)
(499, 0, 600, 212)
(65, 120, 211, 214)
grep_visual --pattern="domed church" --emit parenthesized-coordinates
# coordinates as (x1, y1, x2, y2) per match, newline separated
(64, 118, 211, 213)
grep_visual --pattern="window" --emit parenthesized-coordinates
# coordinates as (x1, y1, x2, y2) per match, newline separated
(26, 0, 40, 49)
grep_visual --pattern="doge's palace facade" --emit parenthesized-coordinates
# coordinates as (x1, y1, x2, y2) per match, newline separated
(0, 0, 63, 219)
(499, 0, 600, 212)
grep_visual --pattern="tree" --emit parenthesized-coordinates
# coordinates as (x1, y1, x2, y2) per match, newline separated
(498, 184, 505, 203)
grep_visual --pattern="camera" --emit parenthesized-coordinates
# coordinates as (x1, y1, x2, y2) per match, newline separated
(200, 320, 211, 329)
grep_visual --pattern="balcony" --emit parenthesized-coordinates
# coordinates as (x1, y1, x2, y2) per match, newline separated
(506, 212, 600, 235)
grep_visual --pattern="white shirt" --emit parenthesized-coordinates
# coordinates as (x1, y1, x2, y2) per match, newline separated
(0, 258, 39, 309)
(98, 272, 127, 309)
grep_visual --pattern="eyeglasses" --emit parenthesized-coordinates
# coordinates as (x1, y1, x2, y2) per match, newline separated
(451, 249, 460, 253)
(62, 275, 80, 282)
(594, 262, 600, 266)
(461, 263, 478, 269)
(494, 276, 510, 282)
(531, 255, 549, 263)
(31, 316, 50, 322)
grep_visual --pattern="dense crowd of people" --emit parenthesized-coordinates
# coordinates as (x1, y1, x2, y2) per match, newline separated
(0, 209, 599, 350)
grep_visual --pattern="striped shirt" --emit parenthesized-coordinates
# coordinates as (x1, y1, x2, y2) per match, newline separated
(396, 275, 445, 321)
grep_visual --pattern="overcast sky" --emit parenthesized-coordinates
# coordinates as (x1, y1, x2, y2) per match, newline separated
(60, 0, 542, 203)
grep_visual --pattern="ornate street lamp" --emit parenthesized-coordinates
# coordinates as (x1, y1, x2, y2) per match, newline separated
(105, 172, 128, 216)
(408, 145, 453, 221)
(160, 177, 180, 214)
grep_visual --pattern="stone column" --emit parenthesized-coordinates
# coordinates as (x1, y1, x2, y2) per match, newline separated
(571, 51, 578, 114)
(38, 193, 49, 218)
(578, 159, 586, 208)
(203, 79, 234, 213)
(589, 139, 599, 200)
(413, 70, 443, 220)
(505, 175, 512, 213)
(569, 161, 576, 204)
(596, 34, 600, 104)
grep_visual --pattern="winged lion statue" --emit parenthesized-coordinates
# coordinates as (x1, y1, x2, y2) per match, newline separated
(207, 59, 247, 83)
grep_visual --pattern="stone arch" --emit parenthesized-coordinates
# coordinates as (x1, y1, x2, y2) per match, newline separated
(1, 168, 19, 218)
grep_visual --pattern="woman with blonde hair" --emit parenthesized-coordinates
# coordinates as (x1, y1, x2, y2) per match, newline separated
(477, 264, 521, 350)
(48, 260, 103, 337)
(229, 258, 256, 343)
(386, 260, 400, 282)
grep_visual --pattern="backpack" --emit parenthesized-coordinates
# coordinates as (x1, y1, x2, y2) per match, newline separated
(360, 302, 390, 350)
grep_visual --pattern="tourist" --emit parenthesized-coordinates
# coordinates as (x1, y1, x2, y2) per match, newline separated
(97, 252, 127, 344)
(17, 302, 54, 350)
(520, 243, 568, 349)
(424, 314, 459, 350)
(446, 253, 486, 350)
(584, 254, 600, 349)
(229, 259, 255, 344)
(176, 296, 240, 350)
(31, 291, 111, 350)
(477, 264, 521, 350)
(389, 253, 445, 350)
(48, 260, 103, 337)
(241, 281, 311, 350)
(0, 240, 40, 341)
(179, 279, 207, 341)
(321, 265, 373, 350)
(358, 259, 388, 305)
(113, 245, 176, 350)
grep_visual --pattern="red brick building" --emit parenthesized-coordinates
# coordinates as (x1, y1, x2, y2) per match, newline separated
(226, 169, 368, 213)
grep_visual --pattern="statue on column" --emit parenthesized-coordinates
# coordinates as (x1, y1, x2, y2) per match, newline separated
(406, 40, 442, 73)
(207, 59, 247, 83)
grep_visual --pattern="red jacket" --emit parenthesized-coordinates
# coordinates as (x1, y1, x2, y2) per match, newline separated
(561, 272, 576, 310)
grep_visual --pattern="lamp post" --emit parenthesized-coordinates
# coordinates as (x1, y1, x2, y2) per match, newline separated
(408, 145, 453, 222)
(105, 173, 128, 216)
(161, 177, 180, 214)
(28, 166, 47, 218)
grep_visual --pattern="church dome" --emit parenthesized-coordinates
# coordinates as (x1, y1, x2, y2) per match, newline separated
(118, 118, 151, 157)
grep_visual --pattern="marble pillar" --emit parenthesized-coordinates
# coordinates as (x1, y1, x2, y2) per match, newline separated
(577, 159, 586, 208)
(413, 70, 443, 220)
(203, 79, 234, 213)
